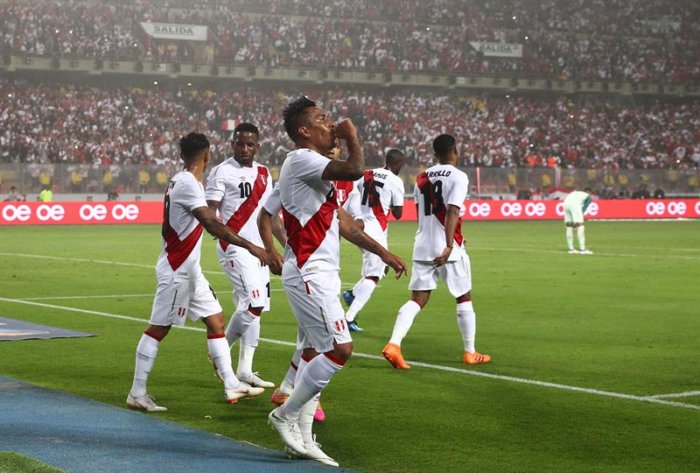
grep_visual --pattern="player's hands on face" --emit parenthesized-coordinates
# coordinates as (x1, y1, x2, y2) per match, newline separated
(267, 250, 284, 276)
(334, 118, 357, 141)
(326, 146, 341, 160)
(433, 246, 452, 267)
(382, 252, 408, 279)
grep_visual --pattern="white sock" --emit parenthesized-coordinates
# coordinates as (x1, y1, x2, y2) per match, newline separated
(279, 349, 301, 394)
(130, 332, 160, 397)
(389, 300, 422, 346)
(456, 301, 476, 353)
(225, 308, 258, 346)
(207, 335, 240, 389)
(237, 344, 256, 378)
(299, 393, 320, 445)
(279, 354, 343, 420)
(293, 356, 309, 386)
(577, 225, 586, 250)
(346, 278, 377, 322)
(566, 227, 574, 250)
(237, 317, 260, 376)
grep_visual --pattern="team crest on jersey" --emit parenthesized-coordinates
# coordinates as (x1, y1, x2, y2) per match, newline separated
(336, 189, 347, 204)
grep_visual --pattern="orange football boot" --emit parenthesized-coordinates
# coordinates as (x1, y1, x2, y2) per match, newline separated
(381, 343, 411, 369)
(463, 351, 492, 365)
(270, 388, 289, 406)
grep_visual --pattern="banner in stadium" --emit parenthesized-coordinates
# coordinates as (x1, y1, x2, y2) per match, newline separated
(0, 202, 162, 225)
(400, 199, 700, 221)
(468, 42, 523, 58)
(140, 22, 208, 41)
(1, 200, 699, 225)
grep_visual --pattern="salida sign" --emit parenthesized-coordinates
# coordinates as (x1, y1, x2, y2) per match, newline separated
(0, 202, 162, 225)
(1, 200, 699, 225)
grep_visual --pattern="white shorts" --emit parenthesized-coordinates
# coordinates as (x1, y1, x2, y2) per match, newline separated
(360, 222, 388, 279)
(564, 202, 584, 225)
(149, 271, 222, 326)
(408, 251, 472, 298)
(282, 265, 352, 353)
(218, 247, 271, 312)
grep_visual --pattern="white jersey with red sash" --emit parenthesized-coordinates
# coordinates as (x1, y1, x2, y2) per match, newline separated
(156, 170, 206, 278)
(205, 158, 272, 254)
(412, 163, 468, 262)
(278, 148, 339, 276)
(357, 168, 404, 233)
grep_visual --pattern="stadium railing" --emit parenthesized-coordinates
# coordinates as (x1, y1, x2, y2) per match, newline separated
(2, 164, 698, 201)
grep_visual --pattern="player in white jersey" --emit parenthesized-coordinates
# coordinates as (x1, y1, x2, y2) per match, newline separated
(261, 97, 407, 467)
(563, 188, 593, 255)
(205, 122, 280, 389)
(342, 149, 406, 332)
(126, 133, 268, 413)
(382, 134, 491, 370)
(267, 145, 362, 424)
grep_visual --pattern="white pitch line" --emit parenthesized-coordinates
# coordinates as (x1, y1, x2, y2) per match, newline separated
(0, 252, 277, 279)
(22, 294, 154, 301)
(0, 297, 698, 412)
(647, 390, 700, 399)
(475, 247, 700, 261)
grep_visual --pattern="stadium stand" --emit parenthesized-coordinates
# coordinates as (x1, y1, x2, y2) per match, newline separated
(0, 0, 698, 198)
(1, 0, 699, 83)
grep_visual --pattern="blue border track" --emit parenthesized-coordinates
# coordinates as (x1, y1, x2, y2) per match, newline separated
(0, 377, 347, 472)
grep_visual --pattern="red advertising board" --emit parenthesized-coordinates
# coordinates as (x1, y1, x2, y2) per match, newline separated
(1, 199, 699, 225)
(0, 202, 162, 225)
(399, 199, 700, 221)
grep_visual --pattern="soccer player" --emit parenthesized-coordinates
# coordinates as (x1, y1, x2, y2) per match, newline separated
(267, 145, 362, 423)
(382, 134, 491, 370)
(126, 132, 267, 412)
(262, 97, 407, 467)
(563, 188, 593, 254)
(205, 122, 279, 389)
(343, 149, 406, 332)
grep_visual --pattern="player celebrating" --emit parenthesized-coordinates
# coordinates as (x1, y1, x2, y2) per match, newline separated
(205, 122, 279, 389)
(563, 188, 593, 254)
(126, 132, 267, 412)
(343, 149, 406, 332)
(267, 145, 362, 423)
(382, 134, 491, 370)
(263, 97, 407, 467)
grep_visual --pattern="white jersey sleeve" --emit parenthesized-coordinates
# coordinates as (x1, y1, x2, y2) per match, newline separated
(175, 172, 208, 214)
(444, 170, 468, 212)
(264, 183, 282, 215)
(344, 185, 362, 220)
(204, 163, 227, 203)
(390, 173, 405, 208)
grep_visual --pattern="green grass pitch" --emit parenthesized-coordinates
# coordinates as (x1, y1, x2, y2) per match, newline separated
(1, 220, 699, 473)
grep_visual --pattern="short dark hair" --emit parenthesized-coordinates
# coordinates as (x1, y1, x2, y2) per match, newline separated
(433, 134, 456, 157)
(385, 148, 406, 165)
(179, 132, 210, 161)
(283, 96, 316, 142)
(233, 122, 259, 137)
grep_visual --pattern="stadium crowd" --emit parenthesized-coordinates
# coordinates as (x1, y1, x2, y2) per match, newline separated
(1, 0, 699, 84)
(1, 81, 698, 173)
